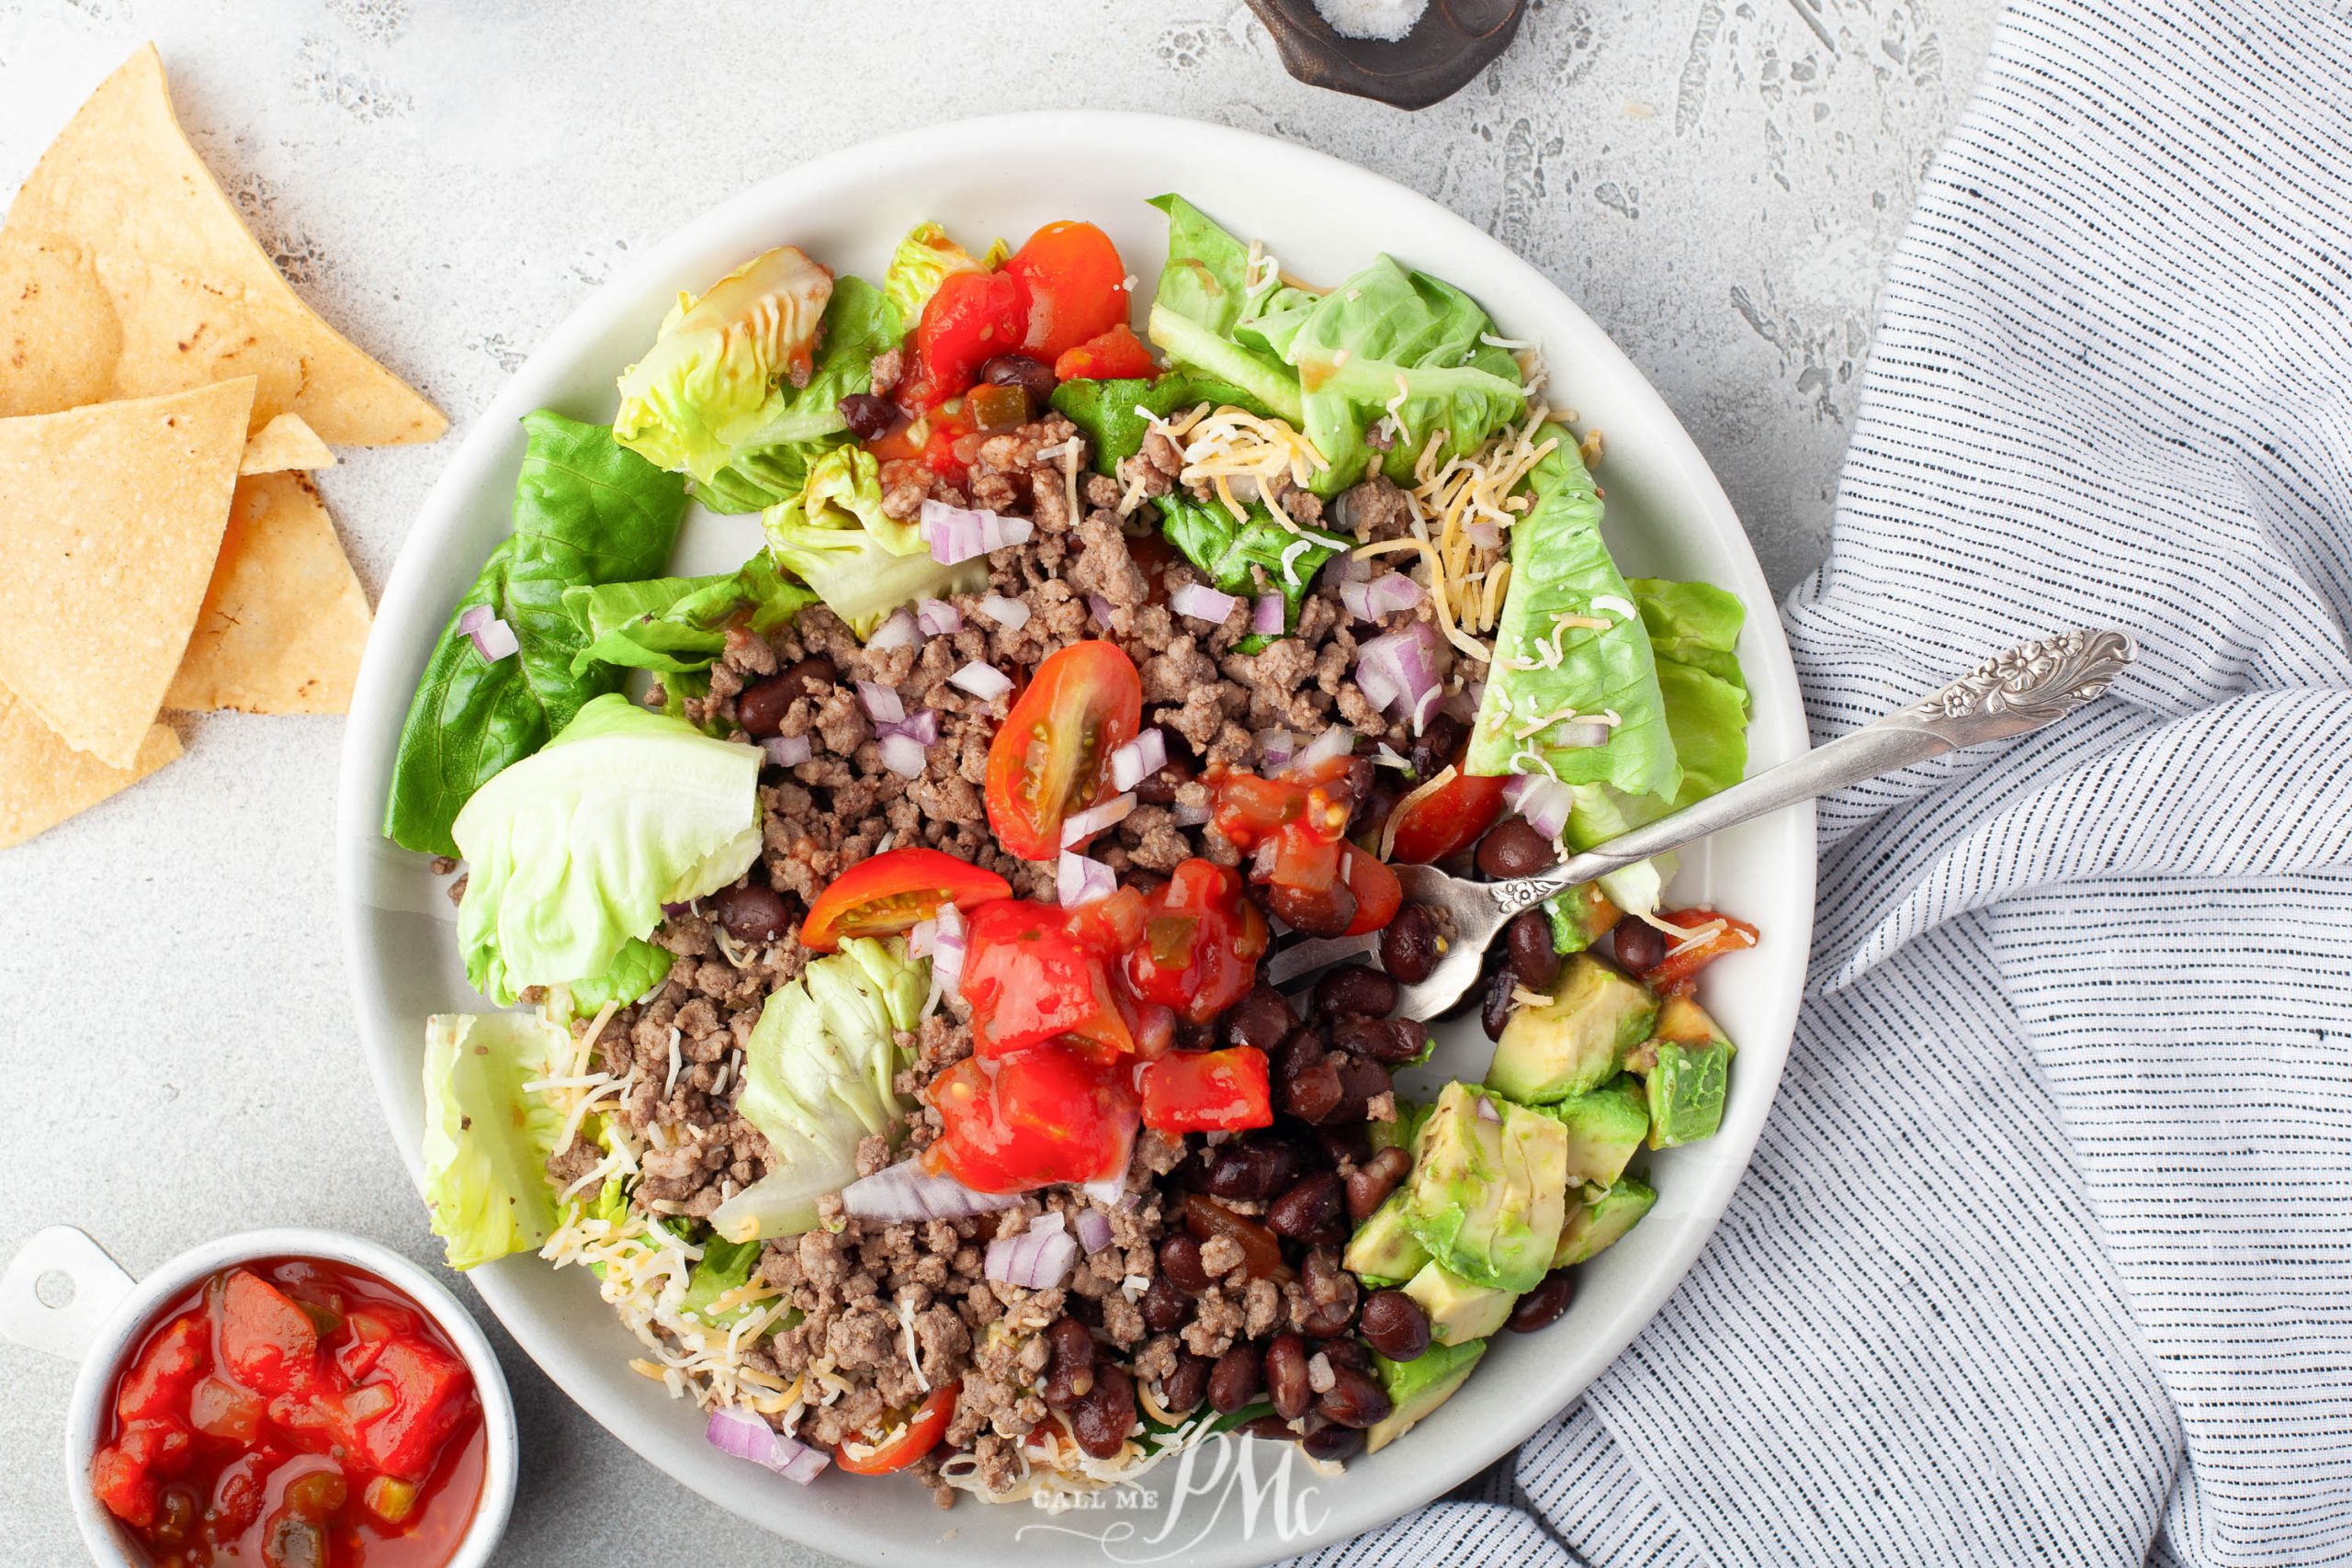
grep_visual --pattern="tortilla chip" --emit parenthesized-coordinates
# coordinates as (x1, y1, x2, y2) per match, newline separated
(166, 470, 370, 714)
(6, 44, 445, 446)
(0, 687, 181, 848)
(241, 412, 335, 475)
(0, 376, 254, 765)
(0, 230, 119, 418)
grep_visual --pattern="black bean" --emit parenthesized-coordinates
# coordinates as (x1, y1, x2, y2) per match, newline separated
(1507, 1269, 1577, 1334)
(1408, 712, 1467, 782)
(1296, 1248, 1358, 1337)
(1345, 1147, 1412, 1221)
(1159, 1233, 1214, 1295)
(1134, 751, 1194, 807)
(1069, 1363, 1136, 1459)
(1238, 1415, 1296, 1439)
(783, 655, 837, 696)
(1358, 1289, 1432, 1361)
(1223, 986, 1297, 1054)
(1301, 1421, 1365, 1462)
(1039, 1316, 1097, 1408)
(1379, 903, 1439, 984)
(1334, 1016, 1426, 1066)
(1140, 1273, 1191, 1334)
(1161, 1352, 1213, 1415)
(1481, 964, 1517, 1042)
(1314, 964, 1400, 1020)
(1315, 1122, 1374, 1168)
(1208, 1344, 1263, 1415)
(713, 883, 791, 943)
(1613, 919, 1667, 976)
(1508, 908, 1562, 993)
(1265, 1333, 1313, 1421)
(835, 392, 900, 442)
(1332, 1058, 1393, 1128)
(735, 677, 795, 739)
(1278, 1054, 1345, 1123)
(1315, 1337, 1370, 1371)
(1351, 773, 1405, 840)
(1267, 879, 1359, 938)
(979, 354, 1057, 406)
(1266, 1170, 1346, 1241)
(1317, 1366, 1393, 1429)
(1206, 1140, 1302, 1203)
(1476, 817, 1555, 880)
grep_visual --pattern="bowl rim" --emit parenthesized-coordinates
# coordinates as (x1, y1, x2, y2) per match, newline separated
(334, 107, 1814, 1567)
(60, 1226, 518, 1568)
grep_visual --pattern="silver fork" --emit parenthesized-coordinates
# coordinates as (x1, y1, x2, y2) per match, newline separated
(1263, 628, 2139, 1015)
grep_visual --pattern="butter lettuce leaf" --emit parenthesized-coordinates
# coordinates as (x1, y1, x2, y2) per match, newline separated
(452, 694, 762, 1005)
(563, 553, 817, 677)
(763, 446, 978, 633)
(709, 937, 930, 1243)
(1051, 369, 1282, 478)
(1143, 195, 1305, 426)
(421, 1010, 571, 1270)
(882, 221, 983, 325)
(1156, 491, 1348, 648)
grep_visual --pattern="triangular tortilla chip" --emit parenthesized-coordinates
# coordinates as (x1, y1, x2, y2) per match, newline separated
(0, 686, 181, 848)
(166, 469, 370, 714)
(241, 412, 335, 475)
(0, 229, 119, 418)
(6, 44, 445, 446)
(0, 376, 253, 765)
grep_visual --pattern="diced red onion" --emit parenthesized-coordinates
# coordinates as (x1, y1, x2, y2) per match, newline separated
(1080, 1175, 1131, 1208)
(1170, 581, 1238, 624)
(985, 1212, 1078, 1290)
(1057, 852, 1115, 907)
(867, 607, 918, 651)
(1330, 553, 1372, 585)
(879, 709, 941, 747)
(1073, 1208, 1115, 1254)
(1465, 520, 1502, 550)
(856, 681, 903, 726)
(916, 598, 962, 636)
(843, 1158, 1021, 1223)
(1251, 593, 1285, 637)
(1339, 579, 1374, 622)
(1172, 801, 1212, 827)
(978, 593, 1031, 630)
(879, 733, 925, 778)
(1475, 1094, 1502, 1123)
(761, 734, 811, 767)
(922, 499, 1032, 564)
(1368, 572, 1426, 615)
(1285, 727, 1357, 777)
(950, 661, 1013, 702)
(1505, 773, 1575, 840)
(1256, 728, 1295, 771)
(1355, 622, 1442, 735)
(457, 603, 519, 662)
(906, 918, 936, 959)
(1089, 593, 1117, 628)
(706, 1405, 830, 1484)
(1060, 793, 1135, 849)
(1110, 729, 1168, 791)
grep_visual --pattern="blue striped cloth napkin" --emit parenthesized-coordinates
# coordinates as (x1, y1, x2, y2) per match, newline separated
(1303, 0, 2352, 1562)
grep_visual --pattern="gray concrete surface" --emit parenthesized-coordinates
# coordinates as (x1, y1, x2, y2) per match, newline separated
(0, 1, 1994, 1562)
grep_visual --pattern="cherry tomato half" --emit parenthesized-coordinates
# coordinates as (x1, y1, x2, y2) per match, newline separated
(906, 270, 1024, 409)
(985, 640, 1142, 861)
(835, 1383, 961, 1475)
(1053, 323, 1156, 382)
(1385, 770, 1508, 863)
(924, 1044, 1138, 1192)
(800, 848, 1013, 952)
(1005, 221, 1132, 362)
(1641, 908, 1760, 994)
(960, 898, 1135, 1061)
(1338, 844, 1403, 936)
(1124, 860, 1268, 1024)
(1139, 1047, 1272, 1135)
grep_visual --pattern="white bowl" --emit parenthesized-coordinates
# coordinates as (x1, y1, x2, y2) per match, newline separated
(0, 1224, 516, 1567)
(335, 111, 1813, 1567)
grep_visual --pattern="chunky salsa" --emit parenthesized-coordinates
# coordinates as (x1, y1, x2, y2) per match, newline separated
(91, 1258, 483, 1568)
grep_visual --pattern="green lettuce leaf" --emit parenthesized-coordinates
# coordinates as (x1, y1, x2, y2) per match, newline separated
(1244, 254, 1526, 496)
(452, 694, 762, 1005)
(1155, 491, 1348, 649)
(1143, 194, 1306, 426)
(708, 937, 930, 1242)
(763, 446, 978, 633)
(553, 937, 674, 1018)
(691, 277, 904, 513)
(383, 411, 689, 859)
(1050, 369, 1282, 477)
(420, 1010, 571, 1269)
(1464, 432, 1679, 799)
(563, 553, 817, 677)
(677, 1234, 769, 1330)
(882, 220, 983, 325)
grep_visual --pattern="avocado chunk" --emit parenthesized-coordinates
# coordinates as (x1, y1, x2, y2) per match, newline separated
(1365, 1337, 1487, 1453)
(1343, 1191, 1430, 1287)
(1400, 1259, 1517, 1345)
(1403, 1083, 1567, 1294)
(1631, 995, 1736, 1148)
(1544, 881, 1623, 954)
(1370, 1098, 1431, 1156)
(1552, 1176, 1657, 1266)
(1539, 1076, 1650, 1186)
(1486, 953, 1659, 1103)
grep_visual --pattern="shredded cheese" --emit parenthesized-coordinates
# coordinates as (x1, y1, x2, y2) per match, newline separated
(1664, 918, 1731, 959)
(1176, 406, 1328, 524)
